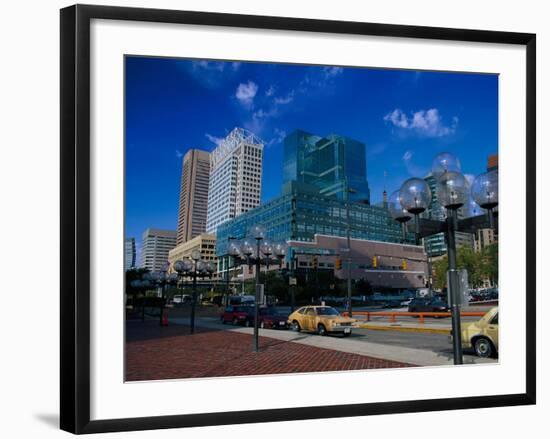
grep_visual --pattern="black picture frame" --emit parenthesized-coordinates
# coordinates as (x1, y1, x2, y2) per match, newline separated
(60, 4, 536, 434)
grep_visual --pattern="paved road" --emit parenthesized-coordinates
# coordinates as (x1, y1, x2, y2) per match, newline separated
(349, 328, 484, 361)
(171, 316, 496, 366)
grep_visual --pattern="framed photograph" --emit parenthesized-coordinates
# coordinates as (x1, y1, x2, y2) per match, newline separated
(60, 4, 536, 434)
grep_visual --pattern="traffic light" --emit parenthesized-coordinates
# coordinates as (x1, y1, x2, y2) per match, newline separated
(335, 256, 342, 270)
(402, 259, 408, 270)
(312, 257, 318, 270)
(372, 255, 378, 268)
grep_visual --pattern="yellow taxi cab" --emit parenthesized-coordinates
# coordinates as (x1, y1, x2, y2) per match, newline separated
(287, 306, 357, 336)
(460, 306, 498, 358)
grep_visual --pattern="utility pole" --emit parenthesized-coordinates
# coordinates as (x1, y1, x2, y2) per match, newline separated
(345, 179, 354, 317)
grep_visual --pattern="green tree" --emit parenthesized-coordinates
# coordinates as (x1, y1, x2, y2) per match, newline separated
(432, 257, 449, 290)
(482, 243, 498, 285)
(431, 244, 492, 290)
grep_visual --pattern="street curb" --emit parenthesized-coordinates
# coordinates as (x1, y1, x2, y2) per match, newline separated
(358, 324, 451, 334)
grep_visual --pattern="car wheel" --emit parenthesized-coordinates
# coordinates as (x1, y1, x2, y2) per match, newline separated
(343, 332, 351, 337)
(260, 320, 265, 329)
(474, 337, 494, 358)
(318, 324, 327, 336)
(232, 317, 238, 326)
(291, 320, 301, 332)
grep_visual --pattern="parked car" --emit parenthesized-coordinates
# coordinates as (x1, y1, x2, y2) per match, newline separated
(458, 306, 499, 358)
(287, 306, 357, 336)
(408, 297, 449, 314)
(221, 305, 255, 326)
(382, 300, 402, 308)
(259, 307, 290, 329)
(400, 298, 413, 307)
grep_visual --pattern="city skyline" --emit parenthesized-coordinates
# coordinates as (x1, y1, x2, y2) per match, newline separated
(125, 56, 498, 253)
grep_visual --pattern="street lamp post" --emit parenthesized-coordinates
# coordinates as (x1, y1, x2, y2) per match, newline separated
(133, 269, 177, 326)
(391, 153, 499, 365)
(226, 238, 241, 306)
(173, 250, 214, 334)
(223, 236, 237, 306)
(249, 225, 265, 352)
(344, 179, 357, 317)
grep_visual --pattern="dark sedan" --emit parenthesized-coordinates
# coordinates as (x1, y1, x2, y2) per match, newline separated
(259, 307, 290, 329)
(408, 297, 449, 314)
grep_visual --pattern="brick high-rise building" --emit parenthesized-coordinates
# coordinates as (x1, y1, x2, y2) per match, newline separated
(176, 149, 210, 245)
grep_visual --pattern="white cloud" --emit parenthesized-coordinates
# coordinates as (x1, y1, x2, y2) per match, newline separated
(185, 60, 241, 89)
(274, 91, 294, 105)
(267, 128, 287, 147)
(175, 149, 184, 159)
(205, 133, 224, 146)
(235, 81, 258, 107)
(265, 85, 275, 96)
(384, 109, 409, 128)
(192, 60, 225, 71)
(323, 66, 344, 78)
(384, 108, 458, 137)
(402, 150, 413, 161)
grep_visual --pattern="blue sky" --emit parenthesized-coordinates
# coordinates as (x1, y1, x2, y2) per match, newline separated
(125, 56, 498, 245)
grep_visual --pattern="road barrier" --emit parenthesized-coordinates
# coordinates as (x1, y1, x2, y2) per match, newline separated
(343, 311, 486, 324)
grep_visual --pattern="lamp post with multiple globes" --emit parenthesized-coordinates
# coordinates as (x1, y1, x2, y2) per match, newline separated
(390, 152, 498, 365)
(173, 250, 215, 334)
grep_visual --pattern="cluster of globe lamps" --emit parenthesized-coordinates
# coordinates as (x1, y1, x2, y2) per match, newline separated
(173, 249, 217, 334)
(388, 152, 499, 243)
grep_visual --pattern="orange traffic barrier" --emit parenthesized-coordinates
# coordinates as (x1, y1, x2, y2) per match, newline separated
(342, 310, 486, 324)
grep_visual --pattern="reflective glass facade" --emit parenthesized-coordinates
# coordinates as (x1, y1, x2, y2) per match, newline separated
(283, 129, 370, 204)
(216, 181, 409, 257)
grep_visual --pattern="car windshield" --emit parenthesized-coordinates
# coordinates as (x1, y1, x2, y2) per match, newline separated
(316, 307, 339, 316)
(235, 306, 253, 313)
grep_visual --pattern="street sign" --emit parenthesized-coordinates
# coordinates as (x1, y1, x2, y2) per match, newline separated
(256, 284, 265, 304)
(289, 277, 297, 286)
(447, 269, 469, 305)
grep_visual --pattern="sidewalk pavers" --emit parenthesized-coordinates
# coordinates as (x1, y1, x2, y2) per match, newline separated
(125, 321, 413, 381)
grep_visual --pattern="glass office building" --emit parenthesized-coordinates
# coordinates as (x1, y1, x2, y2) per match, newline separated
(216, 181, 408, 257)
(283, 129, 370, 204)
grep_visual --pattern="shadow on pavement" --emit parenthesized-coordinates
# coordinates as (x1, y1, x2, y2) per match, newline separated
(126, 320, 222, 342)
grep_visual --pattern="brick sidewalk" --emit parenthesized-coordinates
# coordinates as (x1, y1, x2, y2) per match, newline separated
(125, 321, 413, 381)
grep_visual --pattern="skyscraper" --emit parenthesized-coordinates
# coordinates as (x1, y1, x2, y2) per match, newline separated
(124, 237, 136, 270)
(283, 129, 370, 204)
(140, 228, 177, 272)
(176, 149, 210, 245)
(206, 127, 264, 234)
